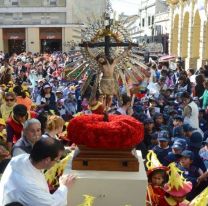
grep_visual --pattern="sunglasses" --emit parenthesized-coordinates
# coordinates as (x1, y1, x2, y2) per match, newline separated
(5, 98, 14, 102)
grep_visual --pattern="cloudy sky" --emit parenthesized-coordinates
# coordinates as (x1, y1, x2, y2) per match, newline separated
(111, 0, 140, 15)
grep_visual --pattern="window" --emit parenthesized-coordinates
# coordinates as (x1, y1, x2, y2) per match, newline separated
(13, 13, 22, 21)
(46, 15, 51, 24)
(152, 16, 154, 25)
(41, 15, 45, 24)
(142, 18, 145, 27)
(11, 0, 19, 6)
(148, 16, 151, 26)
(49, 0, 57, 6)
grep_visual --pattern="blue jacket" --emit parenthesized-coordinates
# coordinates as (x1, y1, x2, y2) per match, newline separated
(152, 145, 171, 165)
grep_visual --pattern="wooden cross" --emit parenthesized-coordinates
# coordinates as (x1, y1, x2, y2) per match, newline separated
(79, 15, 137, 61)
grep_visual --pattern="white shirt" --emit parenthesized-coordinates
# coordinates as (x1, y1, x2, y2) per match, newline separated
(116, 107, 127, 115)
(184, 101, 199, 130)
(0, 154, 68, 206)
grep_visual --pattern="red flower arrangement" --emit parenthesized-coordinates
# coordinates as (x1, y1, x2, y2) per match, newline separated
(67, 114, 144, 149)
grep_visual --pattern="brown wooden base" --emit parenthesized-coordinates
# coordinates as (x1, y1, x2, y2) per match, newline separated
(72, 146, 139, 172)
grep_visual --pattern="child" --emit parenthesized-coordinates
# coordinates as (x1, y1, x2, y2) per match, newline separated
(153, 130, 171, 165)
(158, 163, 192, 206)
(177, 150, 203, 185)
(153, 113, 165, 132)
(176, 150, 204, 200)
(164, 140, 186, 166)
(173, 115, 184, 128)
(198, 109, 208, 132)
(146, 150, 168, 206)
(199, 138, 208, 170)
(56, 98, 69, 121)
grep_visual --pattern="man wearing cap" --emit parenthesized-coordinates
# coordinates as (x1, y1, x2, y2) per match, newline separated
(176, 150, 203, 199)
(55, 89, 64, 102)
(199, 138, 208, 170)
(183, 124, 203, 151)
(198, 109, 208, 132)
(153, 130, 171, 165)
(164, 140, 185, 166)
(184, 125, 207, 173)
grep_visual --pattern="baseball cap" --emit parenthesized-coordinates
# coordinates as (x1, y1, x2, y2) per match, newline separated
(154, 112, 163, 120)
(173, 126, 184, 137)
(143, 118, 154, 124)
(180, 150, 194, 160)
(173, 138, 187, 149)
(183, 124, 195, 132)
(151, 132, 159, 140)
(56, 89, 63, 94)
(43, 84, 51, 89)
(158, 130, 169, 141)
(172, 142, 183, 150)
(173, 115, 184, 122)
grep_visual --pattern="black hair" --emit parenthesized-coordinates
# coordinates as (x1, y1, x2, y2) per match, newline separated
(195, 74, 205, 85)
(181, 91, 191, 99)
(5, 203, 24, 206)
(148, 169, 167, 184)
(188, 68, 195, 75)
(13, 104, 27, 117)
(13, 85, 26, 98)
(40, 83, 52, 97)
(37, 111, 48, 134)
(30, 138, 64, 163)
(121, 93, 131, 106)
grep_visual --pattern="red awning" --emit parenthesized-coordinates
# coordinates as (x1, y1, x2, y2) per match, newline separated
(40, 28, 62, 40)
(159, 55, 176, 62)
(3, 28, 25, 40)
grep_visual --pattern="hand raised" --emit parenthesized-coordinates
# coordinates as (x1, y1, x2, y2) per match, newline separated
(59, 174, 76, 188)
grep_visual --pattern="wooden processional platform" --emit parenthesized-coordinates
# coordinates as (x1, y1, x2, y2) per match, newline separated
(72, 146, 139, 172)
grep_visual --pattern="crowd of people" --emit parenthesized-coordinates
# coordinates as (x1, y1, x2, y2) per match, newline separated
(0, 50, 207, 205)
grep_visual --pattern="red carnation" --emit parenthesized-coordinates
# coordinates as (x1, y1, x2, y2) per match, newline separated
(67, 114, 144, 149)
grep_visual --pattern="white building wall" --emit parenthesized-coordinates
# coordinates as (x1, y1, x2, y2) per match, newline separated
(138, 0, 169, 42)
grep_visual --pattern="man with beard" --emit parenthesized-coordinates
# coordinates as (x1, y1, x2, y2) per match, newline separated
(86, 46, 131, 109)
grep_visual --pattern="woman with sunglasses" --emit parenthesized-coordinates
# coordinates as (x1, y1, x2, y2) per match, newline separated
(0, 92, 16, 121)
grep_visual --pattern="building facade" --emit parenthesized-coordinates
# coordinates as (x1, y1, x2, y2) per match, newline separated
(138, 0, 170, 53)
(0, 0, 106, 54)
(168, 0, 208, 69)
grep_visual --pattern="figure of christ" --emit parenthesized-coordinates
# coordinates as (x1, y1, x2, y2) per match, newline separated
(86, 46, 131, 109)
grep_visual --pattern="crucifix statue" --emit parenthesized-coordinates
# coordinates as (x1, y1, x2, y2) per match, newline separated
(79, 1, 138, 108)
